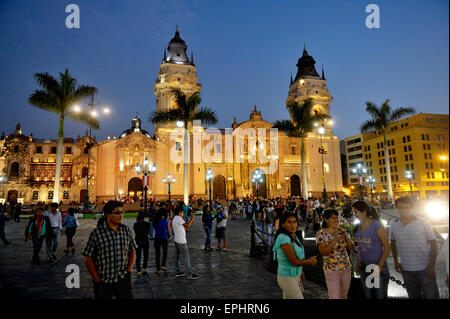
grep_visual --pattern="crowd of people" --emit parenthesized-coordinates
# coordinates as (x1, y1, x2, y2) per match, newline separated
(0, 194, 448, 300)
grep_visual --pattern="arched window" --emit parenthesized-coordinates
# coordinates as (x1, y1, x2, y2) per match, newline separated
(81, 167, 88, 178)
(14, 145, 19, 153)
(84, 147, 89, 154)
(10, 162, 19, 177)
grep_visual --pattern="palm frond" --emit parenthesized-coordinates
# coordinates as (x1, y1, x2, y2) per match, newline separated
(33, 73, 59, 93)
(150, 109, 182, 125)
(272, 120, 301, 136)
(186, 91, 201, 116)
(360, 119, 380, 133)
(29, 91, 62, 114)
(389, 106, 416, 122)
(192, 107, 217, 126)
(66, 111, 100, 129)
(365, 101, 381, 119)
(169, 88, 187, 113)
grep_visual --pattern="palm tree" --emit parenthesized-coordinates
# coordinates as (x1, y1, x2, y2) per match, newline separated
(150, 88, 217, 205)
(29, 68, 99, 204)
(273, 98, 330, 199)
(360, 99, 415, 202)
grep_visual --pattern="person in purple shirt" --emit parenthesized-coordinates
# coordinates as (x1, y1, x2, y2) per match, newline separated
(352, 201, 391, 299)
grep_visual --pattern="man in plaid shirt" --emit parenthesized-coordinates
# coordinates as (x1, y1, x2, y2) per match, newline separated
(83, 201, 136, 299)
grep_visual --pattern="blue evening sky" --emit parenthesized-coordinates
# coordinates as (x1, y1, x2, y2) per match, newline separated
(0, 0, 448, 141)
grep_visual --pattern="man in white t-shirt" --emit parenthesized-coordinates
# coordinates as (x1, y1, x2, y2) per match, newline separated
(215, 205, 228, 252)
(172, 206, 200, 280)
(389, 197, 439, 299)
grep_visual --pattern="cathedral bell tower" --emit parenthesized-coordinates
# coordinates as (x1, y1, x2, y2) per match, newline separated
(154, 27, 202, 132)
(287, 46, 332, 116)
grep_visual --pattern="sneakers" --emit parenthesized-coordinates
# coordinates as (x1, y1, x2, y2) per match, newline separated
(186, 274, 200, 280)
(142, 268, 148, 274)
(216, 247, 222, 251)
(137, 271, 142, 276)
(161, 266, 167, 272)
(51, 253, 57, 260)
(176, 272, 186, 277)
(222, 248, 228, 252)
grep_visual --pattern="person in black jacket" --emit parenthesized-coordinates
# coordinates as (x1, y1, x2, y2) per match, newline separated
(133, 213, 150, 275)
(0, 208, 11, 246)
(25, 207, 53, 264)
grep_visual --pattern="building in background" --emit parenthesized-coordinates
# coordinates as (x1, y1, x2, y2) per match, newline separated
(0, 29, 344, 204)
(345, 113, 449, 200)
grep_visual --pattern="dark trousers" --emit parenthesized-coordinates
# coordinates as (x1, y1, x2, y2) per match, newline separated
(32, 235, 45, 263)
(402, 270, 440, 299)
(154, 238, 168, 271)
(359, 263, 390, 299)
(13, 212, 20, 222)
(65, 227, 76, 248)
(135, 241, 149, 272)
(204, 226, 212, 248)
(0, 228, 8, 245)
(93, 273, 133, 299)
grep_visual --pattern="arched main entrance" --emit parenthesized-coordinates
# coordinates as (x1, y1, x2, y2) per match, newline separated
(251, 169, 267, 198)
(80, 189, 87, 204)
(7, 190, 18, 204)
(213, 175, 226, 200)
(128, 177, 143, 201)
(290, 175, 301, 197)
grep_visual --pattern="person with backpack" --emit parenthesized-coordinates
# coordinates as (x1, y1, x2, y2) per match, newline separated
(272, 212, 318, 299)
(214, 205, 228, 252)
(202, 204, 213, 251)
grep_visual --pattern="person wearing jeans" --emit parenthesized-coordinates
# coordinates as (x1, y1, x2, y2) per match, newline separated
(202, 204, 213, 251)
(44, 203, 62, 262)
(25, 207, 53, 265)
(154, 208, 169, 274)
(316, 209, 355, 299)
(133, 213, 150, 275)
(62, 208, 78, 255)
(172, 206, 200, 279)
(390, 197, 439, 299)
(353, 200, 391, 299)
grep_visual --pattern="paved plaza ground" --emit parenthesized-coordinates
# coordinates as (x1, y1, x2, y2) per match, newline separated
(0, 215, 329, 299)
(0, 213, 448, 299)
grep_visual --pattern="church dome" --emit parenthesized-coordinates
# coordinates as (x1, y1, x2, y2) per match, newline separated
(119, 116, 152, 139)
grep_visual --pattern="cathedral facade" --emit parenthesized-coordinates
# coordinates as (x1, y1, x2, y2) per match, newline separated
(0, 29, 343, 204)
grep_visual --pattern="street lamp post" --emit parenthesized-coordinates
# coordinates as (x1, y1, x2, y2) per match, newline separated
(406, 170, 413, 196)
(78, 96, 110, 209)
(252, 169, 263, 200)
(206, 168, 213, 204)
(318, 126, 327, 204)
(367, 176, 375, 201)
(315, 119, 333, 204)
(135, 158, 157, 216)
(163, 173, 176, 202)
(352, 163, 367, 199)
